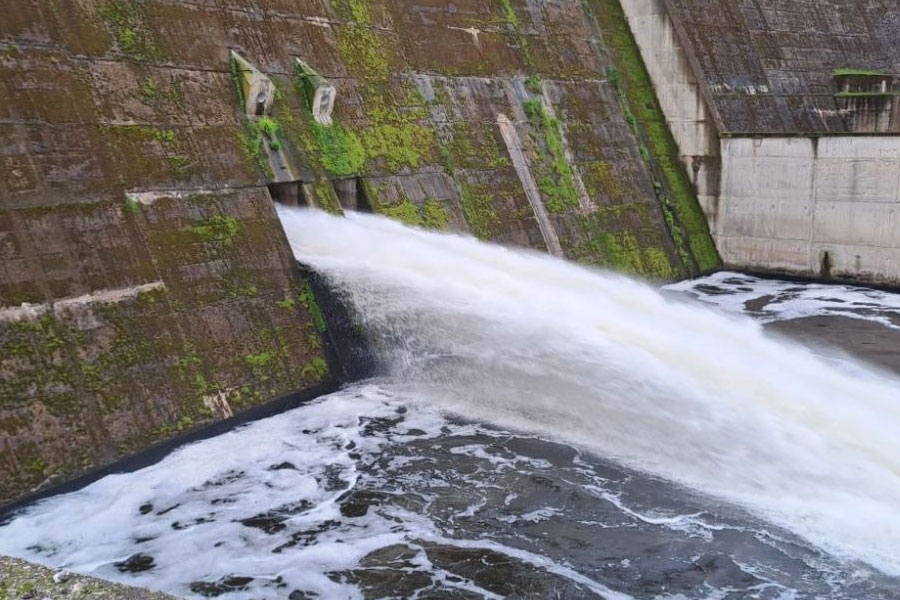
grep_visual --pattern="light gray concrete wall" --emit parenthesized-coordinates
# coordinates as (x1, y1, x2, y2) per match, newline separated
(717, 136, 900, 285)
(619, 0, 722, 227)
(621, 0, 900, 286)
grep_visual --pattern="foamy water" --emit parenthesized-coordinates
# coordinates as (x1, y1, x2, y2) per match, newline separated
(0, 386, 635, 599)
(667, 270, 900, 329)
(276, 209, 900, 576)
(3, 208, 900, 599)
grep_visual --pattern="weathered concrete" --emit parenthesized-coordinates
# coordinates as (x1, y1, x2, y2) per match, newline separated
(0, 0, 716, 505)
(619, 0, 721, 224)
(0, 554, 177, 600)
(662, 0, 900, 134)
(496, 113, 563, 257)
(716, 136, 900, 284)
(621, 0, 900, 285)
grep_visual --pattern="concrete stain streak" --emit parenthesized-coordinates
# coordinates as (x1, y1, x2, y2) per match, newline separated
(126, 189, 228, 206)
(0, 282, 166, 323)
(539, 86, 592, 212)
(446, 26, 482, 46)
(497, 113, 564, 257)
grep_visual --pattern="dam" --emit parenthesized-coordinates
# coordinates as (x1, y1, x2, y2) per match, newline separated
(1, 0, 900, 598)
(3, 210, 900, 598)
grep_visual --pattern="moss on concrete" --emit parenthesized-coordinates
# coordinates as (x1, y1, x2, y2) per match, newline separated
(244, 351, 275, 367)
(301, 357, 330, 381)
(100, 125, 193, 180)
(188, 215, 241, 245)
(0, 0, 723, 508)
(337, 26, 391, 80)
(379, 198, 421, 226)
(335, 1, 391, 80)
(361, 122, 435, 172)
(571, 212, 678, 279)
(0, 555, 176, 600)
(591, 0, 719, 274)
(0, 189, 331, 505)
(310, 179, 344, 214)
(421, 199, 449, 230)
(522, 99, 580, 214)
(443, 121, 512, 172)
(97, 1, 165, 62)
(312, 123, 366, 176)
(378, 197, 450, 229)
(832, 68, 886, 77)
(497, 0, 533, 69)
(459, 183, 502, 240)
(298, 282, 327, 334)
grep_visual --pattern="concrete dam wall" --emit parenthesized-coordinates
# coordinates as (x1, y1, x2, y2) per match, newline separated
(623, 0, 900, 285)
(0, 0, 718, 506)
(4, 0, 898, 508)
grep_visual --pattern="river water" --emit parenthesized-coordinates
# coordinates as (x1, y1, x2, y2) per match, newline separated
(2, 210, 900, 600)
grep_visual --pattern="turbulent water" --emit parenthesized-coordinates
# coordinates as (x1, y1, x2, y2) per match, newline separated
(2, 209, 900, 599)
(667, 271, 900, 330)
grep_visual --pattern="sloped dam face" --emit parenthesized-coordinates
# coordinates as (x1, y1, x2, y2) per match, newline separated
(2, 210, 900, 600)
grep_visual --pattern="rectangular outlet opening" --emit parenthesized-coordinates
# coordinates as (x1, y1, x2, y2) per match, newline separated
(331, 177, 372, 213)
(267, 181, 308, 207)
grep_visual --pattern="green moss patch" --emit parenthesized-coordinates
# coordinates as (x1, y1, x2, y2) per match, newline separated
(244, 351, 275, 367)
(312, 123, 366, 176)
(188, 215, 241, 245)
(832, 68, 887, 77)
(592, 0, 719, 274)
(298, 282, 327, 333)
(571, 212, 678, 279)
(301, 357, 330, 381)
(379, 198, 450, 229)
(338, 26, 390, 79)
(97, 1, 165, 62)
(522, 99, 580, 213)
(459, 183, 501, 240)
(361, 122, 435, 172)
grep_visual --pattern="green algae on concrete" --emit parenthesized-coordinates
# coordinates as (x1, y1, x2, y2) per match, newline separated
(522, 99, 581, 214)
(0, 0, 725, 509)
(378, 197, 451, 230)
(188, 215, 241, 245)
(570, 212, 678, 279)
(421, 199, 450, 230)
(834, 90, 900, 98)
(589, 0, 720, 275)
(0, 555, 177, 600)
(459, 183, 502, 241)
(0, 188, 332, 506)
(335, 0, 391, 79)
(361, 122, 436, 172)
(312, 123, 366, 177)
(97, 1, 165, 62)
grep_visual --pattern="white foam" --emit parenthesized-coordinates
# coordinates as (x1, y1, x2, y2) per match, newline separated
(666, 271, 900, 328)
(0, 384, 630, 599)
(0, 387, 408, 598)
(274, 208, 900, 576)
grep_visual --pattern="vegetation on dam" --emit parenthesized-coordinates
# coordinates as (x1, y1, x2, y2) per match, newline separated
(0, 0, 717, 507)
(2, 0, 899, 598)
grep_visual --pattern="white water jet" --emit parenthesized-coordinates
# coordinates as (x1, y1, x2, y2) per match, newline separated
(278, 207, 900, 576)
